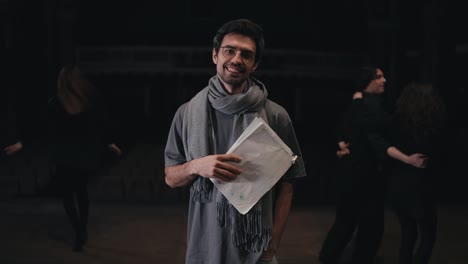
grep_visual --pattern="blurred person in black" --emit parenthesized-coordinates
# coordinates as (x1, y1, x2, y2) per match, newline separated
(387, 82, 447, 264)
(0, 81, 24, 193)
(1, 29, 22, 158)
(47, 64, 122, 252)
(1, 34, 24, 197)
(1, 90, 23, 158)
(319, 66, 427, 264)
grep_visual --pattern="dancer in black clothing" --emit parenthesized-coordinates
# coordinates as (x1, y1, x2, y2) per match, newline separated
(1, 38, 23, 158)
(1, 43, 24, 197)
(319, 66, 426, 264)
(48, 65, 122, 252)
(1, 91, 23, 157)
(387, 82, 447, 264)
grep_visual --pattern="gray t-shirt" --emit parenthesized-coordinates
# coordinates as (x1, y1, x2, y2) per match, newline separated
(165, 100, 306, 264)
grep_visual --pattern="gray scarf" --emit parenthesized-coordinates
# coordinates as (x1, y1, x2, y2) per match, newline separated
(182, 75, 272, 252)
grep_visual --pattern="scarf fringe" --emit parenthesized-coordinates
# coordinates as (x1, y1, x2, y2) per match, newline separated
(217, 199, 272, 252)
(190, 178, 213, 203)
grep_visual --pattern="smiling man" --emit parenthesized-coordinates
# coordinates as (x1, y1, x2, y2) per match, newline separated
(164, 19, 306, 264)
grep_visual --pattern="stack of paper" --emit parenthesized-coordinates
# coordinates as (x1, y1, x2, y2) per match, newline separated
(211, 116, 297, 214)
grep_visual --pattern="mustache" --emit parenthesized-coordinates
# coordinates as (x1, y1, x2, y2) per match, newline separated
(224, 62, 245, 72)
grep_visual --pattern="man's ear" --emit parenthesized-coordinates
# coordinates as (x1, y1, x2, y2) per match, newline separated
(212, 48, 218, 64)
(251, 63, 258, 72)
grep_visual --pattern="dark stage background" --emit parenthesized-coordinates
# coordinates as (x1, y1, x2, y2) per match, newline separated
(1, 0, 467, 204)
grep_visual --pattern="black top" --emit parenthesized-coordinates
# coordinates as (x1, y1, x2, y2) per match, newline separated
(337, 92, 392, 165)
(47, 96, 116, 170)
(335, 92, 392, 191)
(387, 116, 446, 214)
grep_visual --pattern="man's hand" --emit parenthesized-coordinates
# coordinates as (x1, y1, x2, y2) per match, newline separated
(4, 141, 23, 155)
(191, 154, 242, 182)
(108, 143, 123, 156)
(260, 240, 277, 261)
(336, 141, 350, 158)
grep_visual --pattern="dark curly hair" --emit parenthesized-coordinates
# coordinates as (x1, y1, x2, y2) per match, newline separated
(212, 18, 265, 65)
(394, 82, 447, 143)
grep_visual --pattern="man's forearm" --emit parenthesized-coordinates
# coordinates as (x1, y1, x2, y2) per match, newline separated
(270, 181, 294, 253)
(165, 162, 197, 188)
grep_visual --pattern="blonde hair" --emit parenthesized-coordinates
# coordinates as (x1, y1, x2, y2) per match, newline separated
(57, 65, 96, 114)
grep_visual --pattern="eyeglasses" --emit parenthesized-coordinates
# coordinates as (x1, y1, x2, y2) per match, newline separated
(220, 46, 256, 65)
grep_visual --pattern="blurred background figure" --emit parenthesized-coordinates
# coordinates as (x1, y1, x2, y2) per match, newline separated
(1, 92, 23, 158)
(387, 82, 448, 264)
(320, 66, 426, 264)
(47, 64, 122, 252)
(1, 34, 25, 198)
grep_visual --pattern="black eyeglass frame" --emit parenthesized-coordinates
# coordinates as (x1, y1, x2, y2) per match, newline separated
(219, 46, 256, 65)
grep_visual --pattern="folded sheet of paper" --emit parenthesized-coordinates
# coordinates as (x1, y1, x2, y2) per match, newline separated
(211, 116, 298, 215)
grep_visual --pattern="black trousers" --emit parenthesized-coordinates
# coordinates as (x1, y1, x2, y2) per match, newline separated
(55, 164, 94, 247)
(395, 204, 437, 264)
(319, 176, 385, 264)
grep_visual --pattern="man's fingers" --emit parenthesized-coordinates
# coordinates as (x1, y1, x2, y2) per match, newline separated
(218, 154, 242, 163)
(214, 168, 237, 181)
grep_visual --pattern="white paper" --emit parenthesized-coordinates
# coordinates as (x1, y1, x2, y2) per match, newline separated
(211, 117, 297, 215)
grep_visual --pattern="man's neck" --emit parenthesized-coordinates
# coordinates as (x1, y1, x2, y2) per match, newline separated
(218, 76, 248, 95)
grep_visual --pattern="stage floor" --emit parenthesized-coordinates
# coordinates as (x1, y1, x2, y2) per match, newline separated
(1, 197, 467, 264)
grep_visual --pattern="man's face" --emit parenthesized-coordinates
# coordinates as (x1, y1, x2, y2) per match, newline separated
(366, 68, 386, 94)
(212, 32, 258, 93)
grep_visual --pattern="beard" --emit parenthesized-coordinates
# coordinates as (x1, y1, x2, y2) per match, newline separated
(217, 64, 249, 90)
